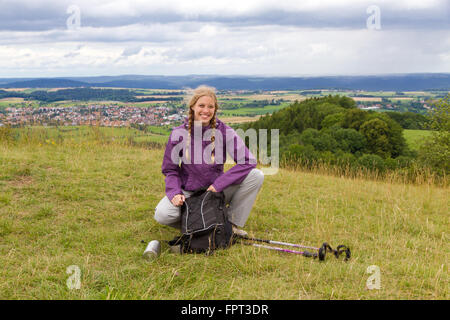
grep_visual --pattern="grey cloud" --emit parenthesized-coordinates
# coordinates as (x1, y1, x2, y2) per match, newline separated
(0, 24, 188, 45)
(0, 1, 68, 31)
(64, 52, 79, 58)
(167, 42, 265, 62)
(63, 44, 84, 58)
(121, 46, 142, 57)
(0, 0, 448, 33)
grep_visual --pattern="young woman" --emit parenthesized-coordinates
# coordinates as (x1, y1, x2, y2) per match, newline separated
(154, 85, 264, 236)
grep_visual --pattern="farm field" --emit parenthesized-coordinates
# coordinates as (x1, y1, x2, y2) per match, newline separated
(219, 102, 291, 117)
(218, 116, 262, 124)
(403, 130, 433, 151)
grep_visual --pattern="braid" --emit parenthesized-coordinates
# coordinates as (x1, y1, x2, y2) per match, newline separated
(186, 107, 194, 161)
(210, 116, 216, 163)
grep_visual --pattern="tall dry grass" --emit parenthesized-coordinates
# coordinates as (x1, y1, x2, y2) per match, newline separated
(279, 158, 448, 187)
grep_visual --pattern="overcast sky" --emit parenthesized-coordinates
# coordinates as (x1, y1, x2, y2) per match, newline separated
(0, 0, 449, 77)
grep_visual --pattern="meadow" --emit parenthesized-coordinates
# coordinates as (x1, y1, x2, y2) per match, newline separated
(2, 125, 170, 146)
(403, 129, 433, 151)
(0, 127, 448, 299)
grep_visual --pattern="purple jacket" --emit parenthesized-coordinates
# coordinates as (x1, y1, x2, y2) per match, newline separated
(162, 118, 256, 200)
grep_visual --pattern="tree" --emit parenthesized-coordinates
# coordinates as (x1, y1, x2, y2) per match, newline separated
(284, 144, 319, 166)
(365, 112, 408, 158)
(385, 111, 430, 130)
(360, 118, 391, 158)
(321, 113, 345, 129)
(342, 109, 367, 131)
(418, 95, 450, 175)
(331, 128, 367, 154)
(299, 128, 338, 152)
(358, 154, 386, 172)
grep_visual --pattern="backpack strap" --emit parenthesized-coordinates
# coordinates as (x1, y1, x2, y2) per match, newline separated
(167, 235, 184, 246)
(166, 234, 189, 254)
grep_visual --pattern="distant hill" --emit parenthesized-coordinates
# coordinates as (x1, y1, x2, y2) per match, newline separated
(1, 73, 449, 91)
(3, 78, 90, 88)
(99, 80, 179, 89)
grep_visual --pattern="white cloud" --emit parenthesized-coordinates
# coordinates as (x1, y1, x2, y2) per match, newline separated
(0, 0, 448, 76)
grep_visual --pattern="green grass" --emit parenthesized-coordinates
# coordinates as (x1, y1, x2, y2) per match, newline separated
(404, 129, 433, 151)
(0, 130, 448, 299)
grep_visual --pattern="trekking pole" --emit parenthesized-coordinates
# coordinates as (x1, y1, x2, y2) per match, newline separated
(241, 236, 319, 251)
(246, 243, 318, 258)
(239, 236, 351, 261)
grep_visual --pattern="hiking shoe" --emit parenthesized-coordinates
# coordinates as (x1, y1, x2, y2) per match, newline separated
(232, 224, 248, 238)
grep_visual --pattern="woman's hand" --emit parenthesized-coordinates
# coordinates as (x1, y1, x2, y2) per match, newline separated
(171, 194, 185, 207)
(207, 185, 217, 192)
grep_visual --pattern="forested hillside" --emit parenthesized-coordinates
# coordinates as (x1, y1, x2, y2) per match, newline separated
(241, 96, 433, 175)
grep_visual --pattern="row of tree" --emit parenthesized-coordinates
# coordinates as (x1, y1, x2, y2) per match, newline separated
(0, 88, 183, 103)
(384, 111, 429, 130)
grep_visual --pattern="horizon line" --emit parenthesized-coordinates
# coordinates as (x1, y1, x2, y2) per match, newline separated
(1, 72, 450, 80)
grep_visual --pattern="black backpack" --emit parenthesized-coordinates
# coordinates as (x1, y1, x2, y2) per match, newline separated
(168, 189, 234, 254)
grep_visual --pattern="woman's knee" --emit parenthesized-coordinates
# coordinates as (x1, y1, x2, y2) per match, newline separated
(154, 205, 166, 225)
(154, 197, 180, 225)
(249, 168, 264, 187)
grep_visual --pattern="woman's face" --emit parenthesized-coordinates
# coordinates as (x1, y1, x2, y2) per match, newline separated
(191, 95, 216, 126)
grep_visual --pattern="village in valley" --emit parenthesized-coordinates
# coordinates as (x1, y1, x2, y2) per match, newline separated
(0, 88, 443, 128)
(0, 104, 185, 127)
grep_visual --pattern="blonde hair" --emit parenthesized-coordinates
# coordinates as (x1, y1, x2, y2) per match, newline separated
(185, 85, 218, 163)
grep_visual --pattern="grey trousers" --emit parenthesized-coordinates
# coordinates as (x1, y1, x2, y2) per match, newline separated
(154, 168, 264, 229)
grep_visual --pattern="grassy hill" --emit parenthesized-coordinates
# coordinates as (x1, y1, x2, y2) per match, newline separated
(0, 131, 448, 299)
